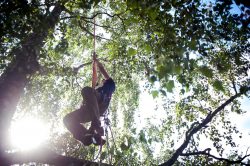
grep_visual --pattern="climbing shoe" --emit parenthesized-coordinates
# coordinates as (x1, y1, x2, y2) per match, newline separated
(89, 125, 104, 136)
(81, 134, 93, 146)
(92, 134, 106, 146)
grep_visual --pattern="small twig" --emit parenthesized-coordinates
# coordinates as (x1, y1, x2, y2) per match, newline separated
(81, 19, 117, 30)
(73, 61, 92, 74)
(246, 147, 250, 156)
(73, 57, 111, 74)
(232, 78, 238, 94)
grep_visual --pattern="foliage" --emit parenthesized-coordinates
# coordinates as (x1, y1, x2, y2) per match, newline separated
(0, 0, 249, 165)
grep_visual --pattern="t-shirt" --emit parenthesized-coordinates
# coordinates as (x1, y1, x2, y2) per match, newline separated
(96, 78, 115, 114)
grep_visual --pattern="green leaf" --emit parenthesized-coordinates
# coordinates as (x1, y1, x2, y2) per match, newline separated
(149, 75, 157, 83)
(127, 0, 138, 9)
(212, 80, 224, 91)
(148, 9, 158, 20)
(240, 86, 249, 94)
(151, 90, 159, 98)
(100, 152, 107, 160)
(120, 142, 129, 151)
(160, 89, 167, 96)
(128, 47, 137, 56)
(199, 66, 213, 78)
(173, 65, 182, 74)
(139, 130, 147, 143)
(165, 80, 175, 92)
(144, 44, 151, 53)
(189, 39, 197, 50)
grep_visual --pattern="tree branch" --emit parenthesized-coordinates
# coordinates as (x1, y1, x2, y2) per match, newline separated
(73, 57, 111, 74)
(181, 149, 250, 165)
(78, 21, 112, 41)
(63, 7, 125, 20)
(62, 5, 125, 20)
(81, 19, 115, 29)
(159, 86, 250, 166)
(73, 61, 92, 74)
(231, 77, 238, 94)
(2, 147, 112, 166)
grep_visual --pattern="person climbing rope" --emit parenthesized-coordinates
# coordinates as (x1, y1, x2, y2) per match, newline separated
(63, 53, 115, 146)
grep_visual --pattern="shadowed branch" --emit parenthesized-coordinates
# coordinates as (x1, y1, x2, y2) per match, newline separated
(159, 86, 250, 166)
(181, 148, 250, 165)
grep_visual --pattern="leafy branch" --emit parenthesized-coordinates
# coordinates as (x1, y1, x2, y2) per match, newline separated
(159, 86, 250, 166)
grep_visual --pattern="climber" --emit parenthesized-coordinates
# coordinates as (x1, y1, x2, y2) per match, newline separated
(63, 54, 115, 146)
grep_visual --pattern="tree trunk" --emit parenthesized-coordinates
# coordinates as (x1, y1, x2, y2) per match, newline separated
(0, 2, 64, 160)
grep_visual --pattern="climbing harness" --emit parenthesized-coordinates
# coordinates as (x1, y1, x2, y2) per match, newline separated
(92, 111, 117, 165)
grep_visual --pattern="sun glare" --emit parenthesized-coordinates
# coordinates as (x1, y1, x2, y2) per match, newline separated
(10, 117, 50, 150)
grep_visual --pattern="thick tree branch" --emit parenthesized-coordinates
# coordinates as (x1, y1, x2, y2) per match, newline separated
(181, 149, 250, 165)
(1, 147, 112, 166)
(159, 86, 250, 166)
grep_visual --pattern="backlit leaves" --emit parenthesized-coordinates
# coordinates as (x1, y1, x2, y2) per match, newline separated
(165, 80, 175, 93)
(199, 66, 213, 78)
(127, 47, 137, 56)
(212, 79, 224, 92)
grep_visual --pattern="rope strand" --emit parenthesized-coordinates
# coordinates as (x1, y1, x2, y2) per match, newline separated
(93, 14, 96, 54)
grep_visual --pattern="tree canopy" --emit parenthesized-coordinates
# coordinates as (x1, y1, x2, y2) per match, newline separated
(0, 0, 249, 165)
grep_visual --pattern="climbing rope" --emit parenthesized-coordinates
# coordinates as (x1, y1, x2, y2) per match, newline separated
(90, 9, 116, 165)
(92, 11, 97, 89)
(93, 14, 96, 54)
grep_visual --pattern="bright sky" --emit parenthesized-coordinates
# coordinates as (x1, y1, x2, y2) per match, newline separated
(10, 116, 50, 150)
